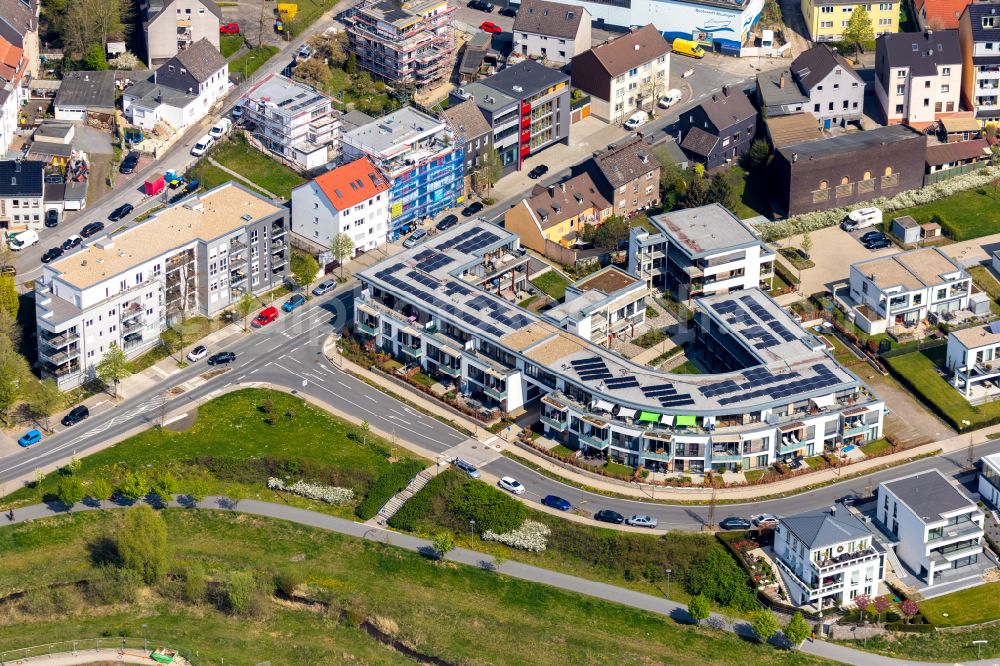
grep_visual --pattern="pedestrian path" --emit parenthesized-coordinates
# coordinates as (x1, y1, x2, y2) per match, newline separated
(0, 497, 991, 666)
(376, 467, 437, 523)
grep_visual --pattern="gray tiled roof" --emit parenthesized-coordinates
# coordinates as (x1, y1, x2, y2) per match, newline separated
(171, 38, 226, 83)
(791, 44, 862, 91)
(513, 0, 586, 39)
(593, 136, 657, 189)
(440, 99, 491, 142)
(54, 71, 115, 110)
(781, 507, 870, 549)
(877, 29, 961, 77)
(700, 87, 756, 131)
(680, 126, 718, 157)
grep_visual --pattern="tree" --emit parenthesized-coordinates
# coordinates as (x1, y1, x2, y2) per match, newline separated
(56, 476, 86, 507)
(344, 51, 357, 75)
(801, 229, 813, 259)
(226, 570, 264, 617)
(108, 51, 141, 70)
(360, 419, 370, 447)
(26, 379, 63, 431)
(784, 612, 810, 646)
(0, 341, 30, 424)
(310, 30, 347, 68)
(186, 476, 210, 504)
(291, 251, 320, 291)
(95, 343, 131, 399)
(583, 215, 630, 250)
(0, 308, 20, 346)
(687, 594, 710, 624)
(431, 532, 455, 561)
(114, 504, 168, 584)
(854, 593, 871, 615)
(750, 609, 780, 644)
(0, 274, 17, 320)
(330, 234, 354, 279)
(236, 292, 256, 332)
(748, 139, 771, 170)
(762, 0, 783, 28)
(842, 4, 874, 62)
(872, 595, 891, 625)
(682, 173, 709, 208)
(151, 471, 179, 504)
(183, 563, 207, 603)
(706, 172, 737, 210)
(899, 599, 919, 619)
(90, 478, 113, 509)
(476, 146, 503, 198)
(118, 470, 148, 502)
(293, 58, 332, 87)
(67, 455, 82, 475)
(82, 43, 108, 70)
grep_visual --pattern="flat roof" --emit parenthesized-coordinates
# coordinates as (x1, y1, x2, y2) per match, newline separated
(881, 469, 976, 524)
(478, 59, 568, 99)
(765, 113, 823, 149)
(574, 265, 640, 294)
(852, 247, 965, 292)
(779, 125, 925, 162)
(359, 222, 866, 416)
(453, 81, 516, 113)
(343, 106, 446, 154)
(242, 74, 330, 115)
(651, 203, 759, 257)
(951, 323, 1000, 349)
(50, 183, 281, 290)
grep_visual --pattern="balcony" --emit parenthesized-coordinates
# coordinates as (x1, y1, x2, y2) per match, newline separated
(399, 344, 422, 359)
(40, 346, 80, 365)
(122, 318, 145, 335)
(436, 363, 462, 378)
(927, 521, 984, 544)
(578, 430, 609, 449)
(930, 541, 982, 565)
(814, 548, 880, 571)
(843, 423, 869, 437)
(540, 412, 568, 431)
(710, 449, 742, 463)
(357, 320, 378, 336)
(40, 330, 79, 348)
(483, 383, 507, 400)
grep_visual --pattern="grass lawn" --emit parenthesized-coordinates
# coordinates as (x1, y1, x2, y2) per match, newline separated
(893, 185, 1000, 241)
(778, 247, 816, 271)
(920, 582, 1000, 627)
(0, 510, 822, 666)
(847, 623, 1000, 662)
(551, 444, 576, 458)
(804, 455, 828, 469)
(518, 295, 539, 309)
(671, 360, 703, 374)
(970, 264, 1000, 302)
(859, 438, 894, 458)
(603, 460, 636, 480)
(726, 166, 771, 219)
(769, 269, 793, 297)
(744, 469, 767, 483)
(884, 345, 995, 431)
(128, 316, 216, 373)
(186, 161, 272, 199)
(532, 271, 571, 301)
(219, 34, 244, 58)
(206, 135, 306, 199)
(285, 0, 340, 37)
(230, 45, 279, 79)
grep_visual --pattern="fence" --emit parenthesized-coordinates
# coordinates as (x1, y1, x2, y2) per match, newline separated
(924, 161, 987, 187)
(0, 636, 199, 664)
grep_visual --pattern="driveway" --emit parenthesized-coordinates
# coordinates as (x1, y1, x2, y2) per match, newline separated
(72, 125, 112, 155)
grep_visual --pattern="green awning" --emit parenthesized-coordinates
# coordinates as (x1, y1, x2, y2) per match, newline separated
(638, 411, 661, 423)
(675, 415, 697, 427)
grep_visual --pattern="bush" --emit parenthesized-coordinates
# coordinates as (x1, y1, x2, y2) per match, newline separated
(184, 563, 207, 603)
(387, 471, 448, 531)
(686, 548, 758, 612)
(274, 568, 301, 597)
(114, 504, 169, 584)
(355, 460, 426, 519)
(226, 570, 266, 617)
(446, 479, 526, 534)
(22, 584, 82, 616)
(87, 565, 142, 605)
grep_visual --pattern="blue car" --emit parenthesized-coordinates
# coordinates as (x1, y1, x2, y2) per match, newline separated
(282, 294, 306, 312)
(18, 429, 42, 447)
(541, 494, 571, 511)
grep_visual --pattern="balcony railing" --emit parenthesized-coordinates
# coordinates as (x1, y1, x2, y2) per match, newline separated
(578, 430, 609, 449)
(357, 320, 378, 336)
(436, 363, 462, 378)
(483, 383, 507, 401)
(40, 330, 79, 348)
(844, 423, 869, 437)
(540, 413, 568, 431)
(814, 548, 880, 571)
(927, 521, 984, 543)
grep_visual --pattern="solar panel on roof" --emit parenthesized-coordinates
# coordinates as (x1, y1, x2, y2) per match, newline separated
(990, 321, 1000, 335)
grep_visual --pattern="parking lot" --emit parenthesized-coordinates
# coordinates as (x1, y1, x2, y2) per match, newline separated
(220, 0, 305, 49)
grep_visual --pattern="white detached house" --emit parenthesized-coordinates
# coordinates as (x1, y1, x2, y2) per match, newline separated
(122, 38, 230, 132)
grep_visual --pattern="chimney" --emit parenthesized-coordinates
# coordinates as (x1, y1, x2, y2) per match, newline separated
(560, 182, 566, 192)
(925, 28, 933, 37)
(547, 184, 555, 196)
(779, 72, 785, 88)
(792, 153, 798, 163)
(723, 85, 729, 95)
(829, 505, 837, 515)
(634, 44, 640, 51)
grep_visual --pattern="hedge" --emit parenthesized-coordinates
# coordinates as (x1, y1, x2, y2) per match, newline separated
(446, 478, 527, 533)
(885, 622, 935, 633)
(355, 460, 427, 519)
(387, 470, 450, 531)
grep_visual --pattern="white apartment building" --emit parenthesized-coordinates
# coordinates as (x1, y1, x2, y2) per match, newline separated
(627, 203, 775, 302)
(35, 183, 288, 389)
(848, 247, 970, 335)
(877, 469, 985, 586)
(290, 156, 390, 254)
(945, 322, 1000, 399)
(542, 266, 648, 346)
(239, 74, 340, 172)
(774, 506, 886, 609)
(512, 0, 592, 65)
(875, 29, 962, 126)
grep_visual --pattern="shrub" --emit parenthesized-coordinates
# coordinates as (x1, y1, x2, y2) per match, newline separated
(114, 504, 168, 584)
(481, 520, 551, 552)
(226, 570, 265, 617)
(751, 609, 780, 643)
(184, 563, 207, 603)
(274, 568, 301, 597)
(387, 472, 448, 531)
(446, 479, 526, 534)
(688, 594, 710, 623)
(355, 460, 426, 519)
(268, 477, 354, 504)
(686, 547, 758, 612)
(87, 565, 142, 605)
(56, 476, 86, 507)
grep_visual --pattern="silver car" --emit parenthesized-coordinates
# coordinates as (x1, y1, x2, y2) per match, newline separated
(626, 514, 658, 528)
(453, 458, 480, 478)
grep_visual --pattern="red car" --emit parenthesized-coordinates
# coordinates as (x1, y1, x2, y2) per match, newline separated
(220, 22, 240, 34)
(480, 21, 502, 33)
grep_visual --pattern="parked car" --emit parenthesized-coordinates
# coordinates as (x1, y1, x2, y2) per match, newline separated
(108, 203, 134, 222)
(462, 202, 483, 217)
(18, 429, 42, 447)
(231, 105, 244, 120)
(527, 164, 548, 179)
(61, 234, 83, 251)
(841, 207, 882, 231)
(187, 345, 209, 362)
(312, 280, 336, 296)
(44, 209, 59, 228)
(719, 517, 753, 530)
(220, 22, 240, 34)
(859, 231, 886, 243)
(594, 509, 625, 524)
(480, 20, 502, 33)
(436, 214, 458, 231)
(296, 44, 312, 60)
(207, 351, 236, 366)
(41, 246, 64, 263)
(402, 229, 428, 248)
(282, 293, 306, 312)
(119, 152, 140, 174)
(468, 0, 495, 10)
(8, 229, 38, 250)
(838, 494, 859, 507)
(626, 514, 658, 528)
(541, 495, 571, 511)
(498, 476, 525, 494)
(657, 89, 682, 109)
(191, 135, 214, 156)
(80, 222, 105, 238)
(252, 305, 279, 328)
(752, 513, 779, 528)
(209, 118, 233, 140)
(624, 111, 648, 131)
(672, 37, 705, 59)
(865, 237, 892, 250)
(61, 405, 89, 427)
(452, 458, 481, 478)
(498, 6, 517, 16)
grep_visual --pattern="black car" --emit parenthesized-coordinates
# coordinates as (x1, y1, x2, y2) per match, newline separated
(44, 210, 59, 228)
(41, 246, 64, 264)
(859, 230, 885, 243)
(719, 517, 753, 531)
(108, 203, 134, 222)
(119, 153, 140, 174)
(468, 0, 494, 11)
(528, 164, 549, 179)
(80, 221, 105, 238)
(865, 238, 892, 250)
(207, 351, 236, 366)
(593, 509, 625, 524)
(61, 405, 90, 427)
(498, 6, 517, 16)
(462, 201, 483, 217)
(436, 214, 459, 231)
(61, 235, 83, 251)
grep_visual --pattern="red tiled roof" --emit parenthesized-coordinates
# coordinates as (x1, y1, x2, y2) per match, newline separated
(0, 34, 23, 84)
(311, 157, 388, 211)
(915, 0, 969, 29)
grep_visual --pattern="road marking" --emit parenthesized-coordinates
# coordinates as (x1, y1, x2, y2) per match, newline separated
(162, 413, 188, 426)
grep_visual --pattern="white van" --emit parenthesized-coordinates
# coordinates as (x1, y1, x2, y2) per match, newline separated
(191, 135, 215, 156)
(842, 207, 883, 231)
(624, 111, 648, 131)
(209, 118, 232, 140)
(9, 229, 38, 250)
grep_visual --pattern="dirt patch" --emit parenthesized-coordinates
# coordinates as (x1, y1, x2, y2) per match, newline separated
(200, 368, 231, 381)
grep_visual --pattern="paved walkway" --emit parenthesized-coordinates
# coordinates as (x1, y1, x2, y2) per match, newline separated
(2, 497, 994, 666)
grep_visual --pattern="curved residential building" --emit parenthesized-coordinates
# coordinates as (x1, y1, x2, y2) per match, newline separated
(355, 221, 883, 473)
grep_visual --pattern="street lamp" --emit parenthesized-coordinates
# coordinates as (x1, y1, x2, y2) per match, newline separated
(974, 640, 988, 659)
(470, 518, 476, 543)
(244, 55, 256, 83)
(142, 623, 148, 652)
(665, 568, 672, 598)
(862, 618, 869, 649)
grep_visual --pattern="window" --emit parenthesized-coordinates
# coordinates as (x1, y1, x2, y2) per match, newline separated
(985, 16, 996, 28)
(897, 70, 906, 78)
(896, 84, 905, 94)
(925, 80, 931, 88)
(878, 17, 891, 25)
(884, 166, 893, 176)
(842, 20, 850, 26)
(814, 103, 821, 112)
(864, 171, 872, 180)
(879, 2, 892, 8)
(941, 84, 950, 93)
(821, 4, 833, 11)
(942, 67, 951, 76)
(628, 67, 638, 76)
(895, 103, 904, 114)
(820, 20, 833, 27)
(924, 97, 930, 106)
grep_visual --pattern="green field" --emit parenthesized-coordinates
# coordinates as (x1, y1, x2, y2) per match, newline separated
(532, 270, 571, 301)
(192, 134, 306, 200)
(230, 45, 279, 79)
(859, 438, 894, 458)
(0, 509, 823, 666)
(892, 185, 1000, 241)
(920, 582, 1000, 627)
